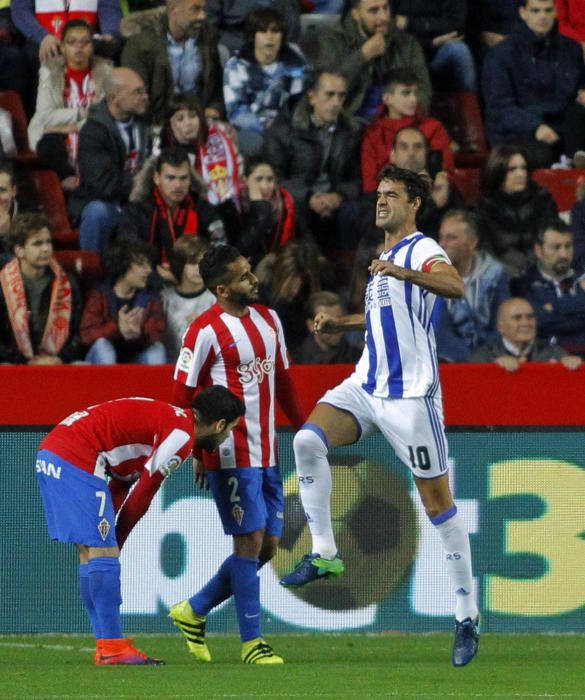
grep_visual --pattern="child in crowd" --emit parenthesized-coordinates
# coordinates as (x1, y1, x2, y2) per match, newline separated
(80, 239, 166, 364)
(162, 236, 215, 362)
(361, 68, 454, 193)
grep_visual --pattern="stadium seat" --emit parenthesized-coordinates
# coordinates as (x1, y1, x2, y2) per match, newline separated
(0, 90, 40, 168)
(54, 250, 102, 294)
(532, 168, 585, 212)
(430, 92, 488, 169)
(451, 168, 482, 206)
(27, 170, 78, 249)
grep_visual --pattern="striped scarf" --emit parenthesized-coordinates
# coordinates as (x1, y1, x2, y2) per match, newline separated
(64, 65, 95, 168)
(0, 257, 72, 360)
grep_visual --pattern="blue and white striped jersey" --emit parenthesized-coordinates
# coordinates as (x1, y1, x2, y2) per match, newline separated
(354, 233, 450, 399)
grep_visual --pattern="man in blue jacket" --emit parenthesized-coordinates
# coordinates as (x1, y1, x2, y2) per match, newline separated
(513, 219, 585, 357)
(482, 0, 585, 167)
(437, 209, 510, 362)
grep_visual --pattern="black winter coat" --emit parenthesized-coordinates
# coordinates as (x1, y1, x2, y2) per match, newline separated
(69, 101, 151, 220)
(482, 21, 584, 145)
(391, 0, 467, 53)
(474, 182, 558, 275)
(263, 98, 362, 206)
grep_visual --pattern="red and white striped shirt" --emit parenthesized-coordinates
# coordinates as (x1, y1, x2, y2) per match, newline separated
(173, 303, 290, 470)
(40, 397, 195, 479)
(35, 0, 98, 39)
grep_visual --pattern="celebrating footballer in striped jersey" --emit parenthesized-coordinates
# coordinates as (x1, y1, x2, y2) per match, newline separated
(36, 388, 243, 666)
(170, 244, 304, 665)
(280, 165, 480, 668)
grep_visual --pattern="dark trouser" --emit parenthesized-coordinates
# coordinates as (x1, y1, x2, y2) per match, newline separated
(296, 199, 362, 253)
(520, 102, 585, 168)
(0, 44, 29, 95)
(36, 133, 76, 181)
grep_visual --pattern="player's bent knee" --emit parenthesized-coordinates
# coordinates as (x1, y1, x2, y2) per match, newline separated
(293, 426, 328, 465)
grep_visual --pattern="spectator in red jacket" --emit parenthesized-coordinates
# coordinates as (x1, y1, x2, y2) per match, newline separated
(80, 238, 166, 364)
(557, 0, 585, 55)
(361, 68, 454, 192)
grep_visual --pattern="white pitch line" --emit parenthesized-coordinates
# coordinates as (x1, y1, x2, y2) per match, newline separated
(0, 693, 580, 699)
(0, 641, 94, 652)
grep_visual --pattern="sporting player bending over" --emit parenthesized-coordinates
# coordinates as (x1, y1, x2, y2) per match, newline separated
(280, 165, 480, 667)
(35, 387, 243, 666)
(170, 245, 304, 665)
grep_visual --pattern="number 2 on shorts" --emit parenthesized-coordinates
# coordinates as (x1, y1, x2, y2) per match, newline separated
(228, 476, 240, 503)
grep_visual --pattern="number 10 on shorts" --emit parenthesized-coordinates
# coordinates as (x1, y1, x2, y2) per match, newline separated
(408, 445, 431, 471)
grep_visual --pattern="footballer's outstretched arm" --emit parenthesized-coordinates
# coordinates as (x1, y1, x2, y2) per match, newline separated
(314, 312, 366, 334)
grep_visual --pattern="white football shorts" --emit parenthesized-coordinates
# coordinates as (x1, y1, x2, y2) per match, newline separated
(318, 374, 449, 480)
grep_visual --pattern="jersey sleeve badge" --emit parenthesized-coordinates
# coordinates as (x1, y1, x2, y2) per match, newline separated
(160, 454, 183, 476)
(177, 347, 194, 373)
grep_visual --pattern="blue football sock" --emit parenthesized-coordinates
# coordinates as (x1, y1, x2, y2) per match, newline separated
(229, 555, 261, 642)
(88, 556, 123, 639)
(78, 563, 101, 639)
(189, 555, 234, 616)
(188, 555, 269, 617)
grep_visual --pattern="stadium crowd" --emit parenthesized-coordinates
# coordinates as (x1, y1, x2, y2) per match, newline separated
(2, 0, 585, 370)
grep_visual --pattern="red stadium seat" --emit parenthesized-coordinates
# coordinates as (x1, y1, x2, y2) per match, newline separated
(0, 90, 40, 168)
(27, 170, 78, 249)
(532, 168, 585, 212)
(54, 250, 102, 294)
(451, 168, 482, 206)
(430, 92, 488, 169)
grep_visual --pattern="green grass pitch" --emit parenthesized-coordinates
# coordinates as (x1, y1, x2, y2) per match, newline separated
(1, 634, 584, 699)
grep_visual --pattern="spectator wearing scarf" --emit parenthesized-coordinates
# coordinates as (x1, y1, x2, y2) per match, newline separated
(118, 146, 227, 285)
(157, 92, 244, 216)
(28, 19, 113, 190)
(0, 213, 82, 364)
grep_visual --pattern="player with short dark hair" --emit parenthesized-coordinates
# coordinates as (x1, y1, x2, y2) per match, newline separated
(35, 386, 243, 666)
(280, 165, 480, 667)
(170, 244, 304, 665)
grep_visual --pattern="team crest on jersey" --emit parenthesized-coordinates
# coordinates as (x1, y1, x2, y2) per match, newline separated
(161, 455, 182, 476)
(232, 504, 244, 526)
(178, 347, 194, 373)
(98, 518, 111, 541)
(237, 356, 274, 384)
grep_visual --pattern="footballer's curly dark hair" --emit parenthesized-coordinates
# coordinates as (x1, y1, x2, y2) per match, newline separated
(199, 244, 242, 293)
